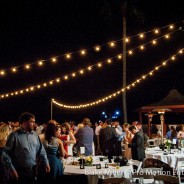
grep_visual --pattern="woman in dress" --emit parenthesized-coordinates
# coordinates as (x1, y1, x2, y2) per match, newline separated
(123, 123, 134, 159)
(59, 122, 76, 156)
(41, 122, 66, 183)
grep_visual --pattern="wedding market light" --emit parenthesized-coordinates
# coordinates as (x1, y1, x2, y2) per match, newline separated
(51, 48, 184, 109)
(0, 42, 183, 100)
(0, 22, 181, 78)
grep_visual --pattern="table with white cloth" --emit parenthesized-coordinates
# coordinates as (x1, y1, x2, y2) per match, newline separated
(63, 156, 133, 184)
(148, 138, 166, 147)
(146, 147, 184, 169)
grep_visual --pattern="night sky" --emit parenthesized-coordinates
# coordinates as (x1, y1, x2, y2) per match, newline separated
(0, 0, 183, 124)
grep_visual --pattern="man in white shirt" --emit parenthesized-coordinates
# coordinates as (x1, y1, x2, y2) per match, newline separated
(95, 121, 103, 154)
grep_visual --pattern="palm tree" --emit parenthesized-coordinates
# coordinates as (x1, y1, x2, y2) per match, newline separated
(98, 0, 144, 123)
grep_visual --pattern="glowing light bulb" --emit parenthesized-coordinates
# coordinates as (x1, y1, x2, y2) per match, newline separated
(169, 25, 174, 29)
(0, 70, 5, 75)
(88, 67, 92, 71)
(12, 68, 17, 72)
(125, 38, 129, 43)
(25, 65, 30, 70)
(107, 59, 112, 63)
(152, 40, 157, 45)
(118, 55, 122, 59)
(140, 45, 144, 50)
(139, 33, 144, 38)
(38, 61, 43, 66)
(109, 42, 115, 47)
(72, 73, 76, 77)
(128, 50, 133, 55)
(80, 50, 86, 55)
(66, 54, 71, 59)
(52, 58, 57, 63)
(94, 46, 101, 52)
(79, 70, 84, 74)
(165, 34, 170, 39)
(97, 63, 102, 67)
(154, 29, 159, 34)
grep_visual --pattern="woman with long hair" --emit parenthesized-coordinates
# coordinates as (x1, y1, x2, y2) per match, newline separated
(123, 123, 134, 159)
(58, 122, 76, 156)
(0, 124, 11, 184)
(41, 122, 66, 183)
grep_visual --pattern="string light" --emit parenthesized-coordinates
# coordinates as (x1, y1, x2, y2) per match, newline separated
(109, 41, 116, 47)
(125, 38, 129, 43)
(94, 46, 101, 52)
(66, 54, 71, 59)
(25, 65, 31, 70)
(11, 68, 17, 73)
(140, 45, 145, 50)
(1, 47, 183, 101)
(52, 48, 184, 109)
(154, 29, 160, 34)
(0, 22, 181, 77)
(139, 33, 144, 39)
(165, 34, 170, 39)
(51, 58, 57, 63)
(80, 50, 86, 55)
(38, 61, 44, 66)
(0, 71, 5, 76)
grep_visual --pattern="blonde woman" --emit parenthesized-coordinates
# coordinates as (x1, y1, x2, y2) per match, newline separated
(0, 124, 11, 147)
(0, 124, 11, 184)
(123, 123, 134, 159)
(77, 123, 84, 129)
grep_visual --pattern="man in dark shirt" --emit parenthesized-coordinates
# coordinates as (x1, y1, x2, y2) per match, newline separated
(99, 119, 117, 159)
(128, 125, 145, 161)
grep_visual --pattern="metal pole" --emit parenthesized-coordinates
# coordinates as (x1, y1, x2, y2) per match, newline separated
(160, 113, 164, 145)
(51, 99, 53, 120)
(122, 2, 127, 123)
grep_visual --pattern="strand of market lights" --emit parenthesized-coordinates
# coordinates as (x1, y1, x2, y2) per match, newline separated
(0, 22, 180, 77)
(52, 48, 184, 109)
(0, 36, 182, 99)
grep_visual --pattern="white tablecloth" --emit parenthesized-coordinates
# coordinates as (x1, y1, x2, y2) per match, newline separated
(63, 156, 133, 184)
(146, 148, 184, 169)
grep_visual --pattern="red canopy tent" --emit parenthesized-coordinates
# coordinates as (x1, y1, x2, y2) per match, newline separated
(137, 89, 184, 137)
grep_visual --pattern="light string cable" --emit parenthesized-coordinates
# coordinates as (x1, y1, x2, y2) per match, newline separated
(0, 22, 181, 77)
(0, 32, 182, 99)
(52, 48, 184, 109)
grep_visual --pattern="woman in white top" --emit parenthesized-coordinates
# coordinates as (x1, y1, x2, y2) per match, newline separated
(177, 125, 184, 147)
(123, 123, 134, 159)
(177, 125, 184, 139)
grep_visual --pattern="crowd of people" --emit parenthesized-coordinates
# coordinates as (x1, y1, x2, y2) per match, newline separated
(165, 125, 184, 145)
(1, 112, 184, 184)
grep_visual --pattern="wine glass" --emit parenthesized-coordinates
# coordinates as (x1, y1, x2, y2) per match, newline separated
(128, 171, 134, 183)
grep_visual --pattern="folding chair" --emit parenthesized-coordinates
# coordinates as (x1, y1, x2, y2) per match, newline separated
(143, 158, 174, 175)
(178, 166, 184, 184)
(98, 177, 126, 184)
(154, 175, 179, 184)
(131, 159, 143, 173)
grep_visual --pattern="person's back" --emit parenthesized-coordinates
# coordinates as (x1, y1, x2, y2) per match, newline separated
(75, 118, 94, 156)
(99, 119, 117, 157)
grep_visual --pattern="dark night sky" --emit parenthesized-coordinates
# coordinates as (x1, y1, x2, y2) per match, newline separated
(0, 0, 183, 124)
